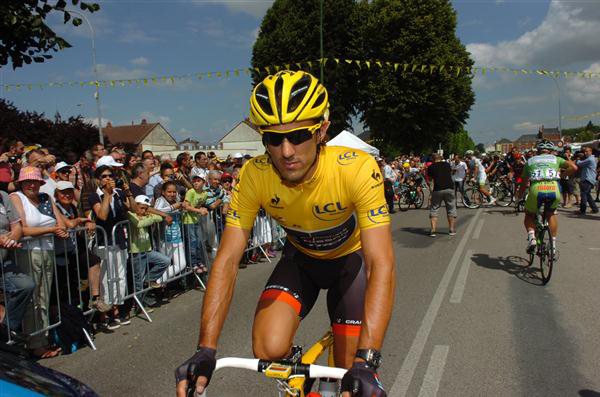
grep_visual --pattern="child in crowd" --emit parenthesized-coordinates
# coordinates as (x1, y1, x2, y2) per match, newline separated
(183, 173, 209, 285)
(153, 181, 187, 283)
(126, 195, 170, 317)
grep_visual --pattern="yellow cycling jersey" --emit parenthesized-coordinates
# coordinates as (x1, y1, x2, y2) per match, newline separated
(226, 146, 390, 259)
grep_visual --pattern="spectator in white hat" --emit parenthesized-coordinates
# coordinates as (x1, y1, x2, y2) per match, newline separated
(53, 181, 110, 312)
(232, 152, 243, 167)
(54, 162, 81, 203)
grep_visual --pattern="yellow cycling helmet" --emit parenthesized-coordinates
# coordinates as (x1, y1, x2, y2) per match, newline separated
(249, 70, 329, 129)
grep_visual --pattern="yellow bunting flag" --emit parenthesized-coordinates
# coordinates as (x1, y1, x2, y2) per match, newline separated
(334, 58, 340, 64)
(394, 63, 399, 71)
(376, 61, 382, 68)
(365, 61, 371, 69)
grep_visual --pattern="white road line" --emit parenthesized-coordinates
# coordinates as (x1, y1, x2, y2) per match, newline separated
(449, 249, 474, 304)
(388, 208, 482, 397)
(472, 219, 485, 240)
(417, 345, 450, 397)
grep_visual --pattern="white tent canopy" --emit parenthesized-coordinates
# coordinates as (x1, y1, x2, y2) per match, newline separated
(326, 130, 380, 156)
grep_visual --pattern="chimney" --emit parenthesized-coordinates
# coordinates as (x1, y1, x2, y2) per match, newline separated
(106, 121, 112, 128)
(141, 119, 147, 125)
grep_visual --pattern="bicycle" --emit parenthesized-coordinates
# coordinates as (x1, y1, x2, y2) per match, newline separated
(526, 207, 556, 285)
(395, 183, 424, 211)
(489, 178, 513, 207)
(190, 331, 347, 397)
(461, 180, 485, 209)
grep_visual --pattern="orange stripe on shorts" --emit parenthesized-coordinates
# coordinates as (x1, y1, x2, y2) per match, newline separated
(260, 289, 302, 316)
(332, 323, 361, 337)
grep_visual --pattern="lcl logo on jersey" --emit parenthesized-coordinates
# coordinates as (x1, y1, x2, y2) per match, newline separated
(253, 156, 271, 170)
(367, 205, 389, 224)
(313, 201, 348, 221)
(336, 151, 359, 165)
(226, 208, 241, 220)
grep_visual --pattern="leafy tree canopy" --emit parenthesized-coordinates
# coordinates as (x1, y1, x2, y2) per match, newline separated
(0, 98, 101, 157)
(562, 121, 600, 141)
(1, 0, 99, 69)
(355, 0, 475, 152)
(252, 0, 359, 134)
(251, 0, 474, 151)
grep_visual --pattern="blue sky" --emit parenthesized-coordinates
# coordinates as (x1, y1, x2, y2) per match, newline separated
(2, 0, 600, 146)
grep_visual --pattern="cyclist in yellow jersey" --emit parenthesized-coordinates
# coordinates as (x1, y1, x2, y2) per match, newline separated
(176, 71, 395, 397)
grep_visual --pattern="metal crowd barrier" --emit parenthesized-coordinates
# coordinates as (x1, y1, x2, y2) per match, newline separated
(0, 203, 287, 351)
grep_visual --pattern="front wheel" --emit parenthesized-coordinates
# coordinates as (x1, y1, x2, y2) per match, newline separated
(399, 193, 410, 211)
(495, 185, 513, 207)
(463, 188, 483, 209)
(414, 190, 425, 209)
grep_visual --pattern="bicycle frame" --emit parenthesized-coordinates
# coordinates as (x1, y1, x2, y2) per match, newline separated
(286, 331, 335, 396)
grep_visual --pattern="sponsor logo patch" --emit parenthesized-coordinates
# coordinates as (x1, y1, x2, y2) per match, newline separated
(336, 150, 360, 165)
(367, 205, 389, 224)
(227, 208, 241, 220)
(312, 201, 348, 221)
(269, 193, 284, 209)
(253, 156, 271, 170)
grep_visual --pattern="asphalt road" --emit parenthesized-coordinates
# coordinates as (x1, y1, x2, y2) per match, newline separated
(45, 201, 600, 397)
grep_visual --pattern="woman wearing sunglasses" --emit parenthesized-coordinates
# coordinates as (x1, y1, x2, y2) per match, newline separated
(177, 71, 395, 397)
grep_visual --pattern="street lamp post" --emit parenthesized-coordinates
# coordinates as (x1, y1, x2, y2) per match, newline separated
(320, 0, 324, 82)
(63, 8, 104, 145)
(550, 74, 562, 133)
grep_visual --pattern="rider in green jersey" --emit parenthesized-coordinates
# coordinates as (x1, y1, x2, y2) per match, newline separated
(517, 140, 577, 254)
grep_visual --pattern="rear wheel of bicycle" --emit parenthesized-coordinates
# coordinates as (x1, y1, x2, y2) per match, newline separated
(539, 226, 554, 285)
(399, 193, 410, 211)
(414, 190, 425, 209)
(463, 188, 483, 209)
(495, 185, 513, 207)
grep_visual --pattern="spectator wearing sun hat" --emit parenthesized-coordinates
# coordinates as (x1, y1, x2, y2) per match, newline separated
(9, 166, 68, 358)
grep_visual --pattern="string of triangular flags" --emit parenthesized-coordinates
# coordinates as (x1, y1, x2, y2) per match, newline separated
(2, 57, 599, 92)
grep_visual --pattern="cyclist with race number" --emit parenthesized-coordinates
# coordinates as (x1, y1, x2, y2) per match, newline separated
(175, 71, 395, 397)
(516, 140, 577, 254)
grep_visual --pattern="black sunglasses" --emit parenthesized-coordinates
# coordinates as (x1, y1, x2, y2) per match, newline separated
(262, 129, 315, 146)
(261, 123, 322, 147)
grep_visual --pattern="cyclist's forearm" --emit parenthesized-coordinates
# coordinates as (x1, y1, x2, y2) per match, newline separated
(198, 253, 240, 349)
(358, 226, 396, 351)
(198, 226, 250, 349)
(360, 255, 395, 351)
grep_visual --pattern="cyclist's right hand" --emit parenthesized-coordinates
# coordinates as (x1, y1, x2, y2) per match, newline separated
(341, 362, 387, 397)
(175, 347, 216, 397)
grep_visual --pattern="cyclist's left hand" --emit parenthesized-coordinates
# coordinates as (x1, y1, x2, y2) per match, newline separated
(341, 362, 387, 397)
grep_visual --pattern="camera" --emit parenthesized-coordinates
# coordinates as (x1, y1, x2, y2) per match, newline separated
(115, 177, 125, 189)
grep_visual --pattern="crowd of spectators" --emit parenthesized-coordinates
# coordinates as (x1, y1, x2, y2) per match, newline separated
(0, 138, 276, 358)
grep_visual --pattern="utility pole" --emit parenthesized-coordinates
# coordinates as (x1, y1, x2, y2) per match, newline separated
(320, 0, 324, 82)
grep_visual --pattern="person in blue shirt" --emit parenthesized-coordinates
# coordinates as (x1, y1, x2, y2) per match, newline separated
(576, 147, 598, 215)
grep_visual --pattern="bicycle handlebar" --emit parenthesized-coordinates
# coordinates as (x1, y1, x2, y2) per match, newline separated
(189, 357, 347, 397)
(216, 357, 347, 379)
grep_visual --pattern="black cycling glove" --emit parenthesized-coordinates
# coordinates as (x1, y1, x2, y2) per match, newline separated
(175, 347, 216, 393)
(341, 362, 387, 397)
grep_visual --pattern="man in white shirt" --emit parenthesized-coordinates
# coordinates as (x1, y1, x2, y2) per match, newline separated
(451, 155, 467, 198)
(466, 151, 495, 204)
(378, 157, 397, 213)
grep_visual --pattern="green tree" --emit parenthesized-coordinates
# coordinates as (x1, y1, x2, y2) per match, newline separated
(251, 0, 359, 135)
(0, 99, 101, 156)
(355, 0, 475, 152)
(475, 143, 485, 153)
(446, 128, 475, 155)
(576, 129, 595, 142)
(1, 0, 99, 69)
